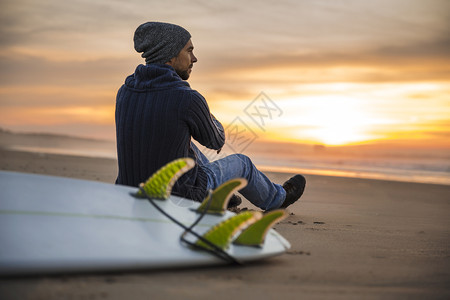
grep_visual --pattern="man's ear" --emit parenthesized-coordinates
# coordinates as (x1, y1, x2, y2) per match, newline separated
(166, 57, 176, 66)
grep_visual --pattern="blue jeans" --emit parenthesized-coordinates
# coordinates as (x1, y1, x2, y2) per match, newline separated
(192, 143, 286, 210)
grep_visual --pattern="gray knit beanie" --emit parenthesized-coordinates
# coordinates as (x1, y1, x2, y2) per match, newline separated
(134, 22, 191, 64)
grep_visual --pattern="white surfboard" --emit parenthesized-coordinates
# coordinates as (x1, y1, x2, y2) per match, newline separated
(0, 169, 290, 275)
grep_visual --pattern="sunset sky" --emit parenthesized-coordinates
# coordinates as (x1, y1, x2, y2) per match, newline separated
(0, 0, 449, 148)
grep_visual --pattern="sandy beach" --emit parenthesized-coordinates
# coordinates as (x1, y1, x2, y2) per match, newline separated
(0, 148, 449, 299)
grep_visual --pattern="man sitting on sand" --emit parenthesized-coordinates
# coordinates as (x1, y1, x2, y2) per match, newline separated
(115, 21, 306, 210)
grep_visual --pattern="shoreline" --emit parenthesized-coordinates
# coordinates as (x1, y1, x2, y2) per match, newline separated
(2, 127, 449, 187)
(1, 147, 449, 187)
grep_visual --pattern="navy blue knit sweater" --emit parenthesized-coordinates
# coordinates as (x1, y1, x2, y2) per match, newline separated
(115, 64, 225, 201)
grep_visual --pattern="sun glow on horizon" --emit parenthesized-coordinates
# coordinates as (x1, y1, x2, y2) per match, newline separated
(293, 95, 378, 145)
(217, 82, 450, 147)
(252, 94, 385, 146)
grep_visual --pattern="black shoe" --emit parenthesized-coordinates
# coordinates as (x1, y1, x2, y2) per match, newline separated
(227, 194, 242, 208)
(280, 175, 306, 208)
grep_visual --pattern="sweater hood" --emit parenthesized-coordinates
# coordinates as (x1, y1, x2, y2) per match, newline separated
(125, 64, 191, 91)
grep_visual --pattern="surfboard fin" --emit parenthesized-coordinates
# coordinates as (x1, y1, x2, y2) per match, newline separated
(195, 211, 262, 251)
(233, 209, 287, 247)
(136, 158, 195, 200)
(196, 178, 247, 215)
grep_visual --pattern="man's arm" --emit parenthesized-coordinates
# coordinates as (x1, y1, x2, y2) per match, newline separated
(210, 114, 224, 153)
(187, 92, 225, 150)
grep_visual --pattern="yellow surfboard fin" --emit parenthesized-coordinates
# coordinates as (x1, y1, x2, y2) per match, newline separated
(195, 211, 262, 251)
(136, 158, 195, 199)
(196, 178, 247, 215)
(233, 209, 287, 247)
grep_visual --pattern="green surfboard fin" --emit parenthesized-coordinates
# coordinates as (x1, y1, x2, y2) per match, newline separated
(233, 209, 287, 247)
(195, 211, 262, 251)
(136, 158, 195, 199)
(196, 178, 247, 215)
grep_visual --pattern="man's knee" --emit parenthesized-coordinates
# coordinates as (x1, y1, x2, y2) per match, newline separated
(232, 153, 250, 162)
(231, 153, 254, 170)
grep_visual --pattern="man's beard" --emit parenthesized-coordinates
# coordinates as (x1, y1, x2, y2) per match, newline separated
(177, 69, 190, 80)
(176, 65, 193, 80)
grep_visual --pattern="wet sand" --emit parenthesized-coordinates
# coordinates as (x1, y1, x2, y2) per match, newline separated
(0, 148, 449, 299)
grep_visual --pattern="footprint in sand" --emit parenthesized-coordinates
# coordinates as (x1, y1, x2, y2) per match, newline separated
(287, 220, 304, 225)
